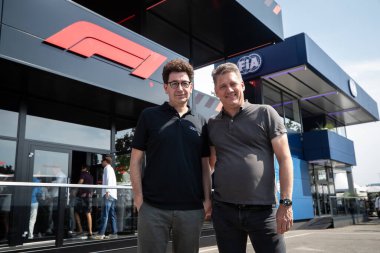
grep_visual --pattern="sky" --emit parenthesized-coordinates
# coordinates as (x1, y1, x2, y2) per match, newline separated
(194, 0, 380, 186)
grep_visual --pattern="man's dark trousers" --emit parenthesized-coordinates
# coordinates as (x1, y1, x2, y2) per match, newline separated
(212, 200, 286, 253)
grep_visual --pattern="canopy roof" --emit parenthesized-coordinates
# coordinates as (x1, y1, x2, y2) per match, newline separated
(228, 33, 379, 126)
(74, 0, 284, 68)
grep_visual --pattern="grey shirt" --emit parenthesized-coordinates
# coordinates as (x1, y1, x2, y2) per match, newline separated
(208, 101, 287, 205)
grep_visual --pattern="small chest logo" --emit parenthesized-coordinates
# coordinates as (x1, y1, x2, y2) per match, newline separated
(189, 126, 201, 136)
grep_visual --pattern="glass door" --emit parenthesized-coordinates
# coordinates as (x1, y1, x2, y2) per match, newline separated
(310, 163, 336, 216)
(0, 139, 17, 245)
(9, 143, 71, 246)
(29, 145, 71, 242)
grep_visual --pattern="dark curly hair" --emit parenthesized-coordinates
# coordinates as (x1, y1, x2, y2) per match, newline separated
(162, 59, 194, 84)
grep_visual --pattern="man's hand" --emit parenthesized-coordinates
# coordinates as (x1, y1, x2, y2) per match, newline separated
(134, 194, 143, 212)
(276, 205, 293, 234)
(203, 199, 212, 220)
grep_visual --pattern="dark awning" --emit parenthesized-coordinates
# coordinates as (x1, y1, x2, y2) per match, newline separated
(0, 58, 154, 131)
(73, 0, 284, 68)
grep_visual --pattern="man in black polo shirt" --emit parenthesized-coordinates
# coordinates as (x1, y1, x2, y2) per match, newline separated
(130, 59, 211, 253)
(208, 63, 293, 253)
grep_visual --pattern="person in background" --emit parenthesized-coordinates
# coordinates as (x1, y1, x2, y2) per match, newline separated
(74, 164, 94, 239)
(130, 59, 212, 253)
(208, 63, 293, 253)
(48, 166, 67, 235)
(29, 177, 42, 239)
(94, 156, 118, 239)
(375, 194, 380, 219)
(67, 187, 77, 237)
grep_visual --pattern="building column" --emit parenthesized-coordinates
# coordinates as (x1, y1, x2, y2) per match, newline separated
(346, 168, 355, 194)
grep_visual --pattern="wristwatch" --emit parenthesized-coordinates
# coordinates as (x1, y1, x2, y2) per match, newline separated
(279, 198, 292, 207)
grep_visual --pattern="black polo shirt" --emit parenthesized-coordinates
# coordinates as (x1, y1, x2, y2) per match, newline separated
(132, 102, 209, 210)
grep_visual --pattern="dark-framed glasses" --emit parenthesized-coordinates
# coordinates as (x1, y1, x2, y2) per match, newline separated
(168, 81, 192, 89)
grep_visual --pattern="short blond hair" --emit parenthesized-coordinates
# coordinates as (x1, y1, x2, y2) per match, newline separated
(211, 63, 243, 85)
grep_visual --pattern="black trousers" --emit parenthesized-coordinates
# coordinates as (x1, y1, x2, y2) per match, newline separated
(212, 200, 286, 253)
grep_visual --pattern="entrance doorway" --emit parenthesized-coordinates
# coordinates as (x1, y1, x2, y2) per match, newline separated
(310, 163, 336, 216)
(69, 151, 105, 240)
(8, 143, 71, 246)
(71, 151, 104, 186)
(7, 141, 111, 246)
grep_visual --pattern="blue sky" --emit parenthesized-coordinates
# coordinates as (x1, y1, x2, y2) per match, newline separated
(195, 0, 380, 186)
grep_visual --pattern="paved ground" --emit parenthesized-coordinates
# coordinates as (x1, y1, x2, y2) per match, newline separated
(199, 218, 380, 253)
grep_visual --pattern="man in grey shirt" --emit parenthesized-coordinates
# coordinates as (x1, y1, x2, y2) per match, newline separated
(208, 63, 293, 253)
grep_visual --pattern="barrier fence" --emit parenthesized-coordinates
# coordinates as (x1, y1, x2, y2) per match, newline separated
(0, 181, 136, 246)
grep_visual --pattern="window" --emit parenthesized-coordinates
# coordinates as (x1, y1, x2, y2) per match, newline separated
(0, 139, 17, 179)
(262, 83, 283, 118)
(114, 128, 135, 184)
(26, 115, 111, 150)
(283, 93, 302, 133)
(0, 109, 18, 138)
(32, 150, 69, 179)
(262, 81, 302, 133)
(0, 139, 16, 241)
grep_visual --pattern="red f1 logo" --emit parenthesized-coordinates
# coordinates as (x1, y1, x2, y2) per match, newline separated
(44, 21, 167, 79)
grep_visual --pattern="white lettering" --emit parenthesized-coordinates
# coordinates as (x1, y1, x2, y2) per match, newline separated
(236, 53, 262, 75)
(250, 57, 259, 69)
(237, 60, 245, 72)
(245, 59, 250, 70)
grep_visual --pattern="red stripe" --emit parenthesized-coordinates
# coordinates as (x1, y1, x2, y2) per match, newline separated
(194, 93, 205, 104)
(205, 97, 215, 108)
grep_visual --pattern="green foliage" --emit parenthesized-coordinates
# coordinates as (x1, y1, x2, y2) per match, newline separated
(114, 129, 135, 182)
(343, 191, 359, 197)
(115, 128, 135, 154)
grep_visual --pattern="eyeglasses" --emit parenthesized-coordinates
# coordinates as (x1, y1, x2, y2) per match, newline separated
(167, 81, 192, 89)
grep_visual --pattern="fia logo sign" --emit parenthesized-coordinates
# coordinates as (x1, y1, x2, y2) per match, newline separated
(237, 53, 262, 75)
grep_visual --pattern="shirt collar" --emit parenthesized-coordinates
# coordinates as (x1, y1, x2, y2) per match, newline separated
(217, 100, 250, 119)
(161, 101, 193, 116)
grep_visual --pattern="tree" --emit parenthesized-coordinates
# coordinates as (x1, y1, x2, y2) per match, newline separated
(114, 129, 135, 181)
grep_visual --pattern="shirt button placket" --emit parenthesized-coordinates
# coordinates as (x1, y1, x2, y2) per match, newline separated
(229, 119, 234, 133)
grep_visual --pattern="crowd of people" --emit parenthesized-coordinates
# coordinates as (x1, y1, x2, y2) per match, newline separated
(28, 156, 129, 240)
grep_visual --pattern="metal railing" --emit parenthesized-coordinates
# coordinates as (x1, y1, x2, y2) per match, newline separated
(0, 181, 132, 189)
(0, 181, 137, 247)
(329, 196, 367, 218)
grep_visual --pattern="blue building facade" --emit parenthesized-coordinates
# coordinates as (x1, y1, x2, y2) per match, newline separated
(222, 33, 379, 220)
